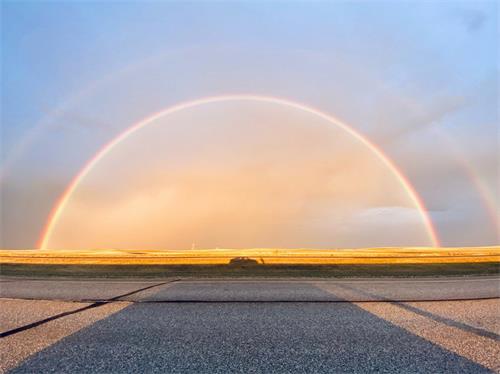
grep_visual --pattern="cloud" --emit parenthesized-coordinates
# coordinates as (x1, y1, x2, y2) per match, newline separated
(459, 10, 487, 32)
(373, 94, 468, 142)
(352, 206, 425, 226)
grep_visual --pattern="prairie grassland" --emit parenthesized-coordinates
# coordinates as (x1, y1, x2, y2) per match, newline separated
(1, 247, 499, 265)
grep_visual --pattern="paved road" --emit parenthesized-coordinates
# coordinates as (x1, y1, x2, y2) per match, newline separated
(1, 276, 499, 302)
(1, 278, 499, 373)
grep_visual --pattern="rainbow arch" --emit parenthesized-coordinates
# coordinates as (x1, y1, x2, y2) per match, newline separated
(38, 95, 440, 248)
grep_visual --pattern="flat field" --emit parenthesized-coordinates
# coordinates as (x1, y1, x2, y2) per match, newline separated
(1, 247, 498, 278)
(1, 247, 498, 265)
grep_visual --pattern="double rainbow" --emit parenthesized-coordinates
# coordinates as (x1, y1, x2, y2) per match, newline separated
(38, 95, 441, 248)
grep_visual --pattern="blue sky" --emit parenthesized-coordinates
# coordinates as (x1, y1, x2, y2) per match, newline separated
(1, 1, 498, 248)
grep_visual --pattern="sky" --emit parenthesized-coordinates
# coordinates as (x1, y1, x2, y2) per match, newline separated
(1, 1, 498, 249)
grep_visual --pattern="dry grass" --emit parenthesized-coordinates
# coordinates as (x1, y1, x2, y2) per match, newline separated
(1, 247, 499, 265)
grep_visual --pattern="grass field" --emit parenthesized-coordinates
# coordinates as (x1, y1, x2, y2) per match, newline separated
(1, 262, 499, 279)
(0, 247, 498, 278)
(1, 247, 499, 265)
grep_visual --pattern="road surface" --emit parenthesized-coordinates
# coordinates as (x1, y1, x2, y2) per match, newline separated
(1, 277, 499, 373)
(1, 276, 499, 302)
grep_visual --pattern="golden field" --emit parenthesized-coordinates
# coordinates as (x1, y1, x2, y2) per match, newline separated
(1, 247, 499, 265)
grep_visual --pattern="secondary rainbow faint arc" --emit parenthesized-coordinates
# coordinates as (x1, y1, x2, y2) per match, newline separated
(38, 95, 441, 248)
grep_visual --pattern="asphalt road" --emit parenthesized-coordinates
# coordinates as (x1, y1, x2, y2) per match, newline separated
(1, 278, 499, 373)
(1, 276, 499, 302)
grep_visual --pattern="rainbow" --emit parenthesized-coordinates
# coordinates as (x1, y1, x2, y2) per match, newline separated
(38, 95, 441, 248)
(433, 128, 499, 234)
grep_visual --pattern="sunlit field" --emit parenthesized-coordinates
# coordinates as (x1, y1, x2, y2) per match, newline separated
(1, 247, 498, 265)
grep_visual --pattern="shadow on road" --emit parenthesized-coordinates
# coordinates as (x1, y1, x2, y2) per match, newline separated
(9, 283, 492, 373)
(336, 283, 500, 341)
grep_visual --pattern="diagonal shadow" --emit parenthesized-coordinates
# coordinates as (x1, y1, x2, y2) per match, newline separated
(9, 282, 492, 373)
(336, 283, 500, 341)
(0, 280, 177, 338)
